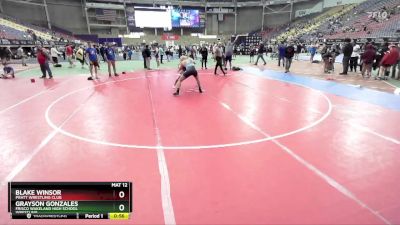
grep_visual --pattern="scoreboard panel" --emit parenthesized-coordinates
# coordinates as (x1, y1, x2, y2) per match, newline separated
(8, 182, 132, 220)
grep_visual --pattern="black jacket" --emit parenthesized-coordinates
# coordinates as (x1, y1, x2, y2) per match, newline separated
(141, 48, 146, 57)
(285, 45, 295, 58)
(200, 47, 208, 58)
(342, 43, 353, 57)
(144, 48, 151, 58)
(258, 44, 265, 54)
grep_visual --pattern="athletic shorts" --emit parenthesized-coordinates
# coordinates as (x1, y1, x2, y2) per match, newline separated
(225, 55, 232, 62)
(182, 68, 198, 78)
(90, 60, 99, 67)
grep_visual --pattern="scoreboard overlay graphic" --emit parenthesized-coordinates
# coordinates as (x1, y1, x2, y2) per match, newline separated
(8, 182, 132, 220)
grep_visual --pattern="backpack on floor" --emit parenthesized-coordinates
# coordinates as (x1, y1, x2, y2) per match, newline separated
(54, 64, 62, 67)
(232, 66, 241, 71)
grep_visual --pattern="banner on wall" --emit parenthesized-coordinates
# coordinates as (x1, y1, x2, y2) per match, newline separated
(162, 34, 180, 41)
(126, 4, 136, 32)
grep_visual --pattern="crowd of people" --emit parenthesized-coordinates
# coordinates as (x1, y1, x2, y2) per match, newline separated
(316, 39, 400, 80)
(0, 41, 240, 96)
(1, 37, 399, 90)
(244, 38, 400, 79)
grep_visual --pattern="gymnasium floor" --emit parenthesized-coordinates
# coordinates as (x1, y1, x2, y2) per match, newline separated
(1, 57, 400, 224)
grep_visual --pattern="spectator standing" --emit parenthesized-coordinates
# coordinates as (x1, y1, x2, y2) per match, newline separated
(105, 43, 119, 77)
(17, 46, 27, 66)
(254, 42, 267, 66)
(99, 44, 106, 62)
(340, 38, 353, 75)
(295, 43, 302, 60)
(284, 43, 295, 73)
(178, 45, 183, 58)
(200, 45, 208, 69)
(224, 42, 233, 70)
(86, 43, 100, 80)
(360, 44, 376, 78)
(377, 44, 399, 80)
(75, 46, 86, 69)
(66, 44, 75, 68)
(350, 40, 361, 72)
(249, 46, 256, 63)
(50, 46, 61, 66)
(37, 46, 52, 79)
(144, 45, 151, 70)
(141, 45, 147, 69)
(278, 42, 286, 67)
(214, 43, 226, 75)
(375, 42, 389, 75)
(154, 46, 160, 68)
(159, 46, 165, 64)
(309, 43, 317, 62)
(128, 48, 133, 60)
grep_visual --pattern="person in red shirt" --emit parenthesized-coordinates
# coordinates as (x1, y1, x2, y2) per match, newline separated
(378, 44, 400, 80)
(361, 44, 376, 78)
(37, 46, 53, 79)
(66, 44, 75, 68)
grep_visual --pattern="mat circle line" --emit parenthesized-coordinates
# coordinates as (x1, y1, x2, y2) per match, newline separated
(45, 74, 333, 150)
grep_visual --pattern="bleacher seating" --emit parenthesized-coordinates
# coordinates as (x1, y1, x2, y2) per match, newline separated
(275, 5, 354, 41)
(0, 13, 78, 42)
(0, 16, 52, 40)
(321, 0, 400, 39)
(0, 24, 31, 40)
(257, 0, 399, 42)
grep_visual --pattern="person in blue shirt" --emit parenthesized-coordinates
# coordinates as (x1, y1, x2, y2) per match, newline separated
(85, 42, 99, 80)
(105, 43, 119, 77)
(309, 43, 318, 62)
(128, 48, 133, 60)
(278, 42, 286, 67)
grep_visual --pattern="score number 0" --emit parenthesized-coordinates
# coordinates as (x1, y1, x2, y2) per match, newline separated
(119, 191, 125, 211)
